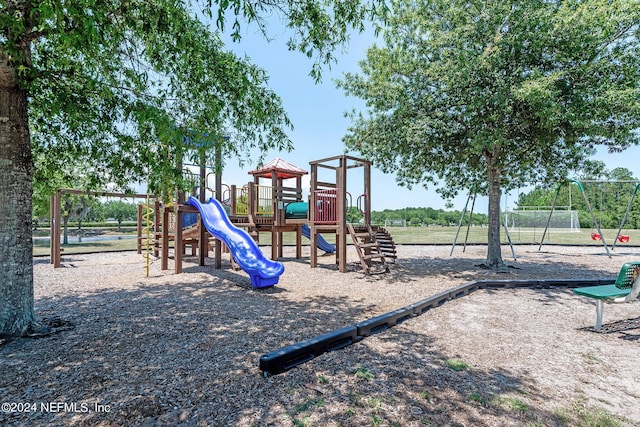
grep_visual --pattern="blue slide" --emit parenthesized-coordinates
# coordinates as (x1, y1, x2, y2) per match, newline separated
(187, 197, 284, 288)
(301, 223, 336, 254)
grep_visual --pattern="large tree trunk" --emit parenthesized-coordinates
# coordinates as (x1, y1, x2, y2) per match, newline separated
(0, 57, 37, 336)
(485, 164, 507, 271)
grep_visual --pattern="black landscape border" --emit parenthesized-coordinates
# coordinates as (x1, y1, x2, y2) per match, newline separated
(258, 277, 615, 376)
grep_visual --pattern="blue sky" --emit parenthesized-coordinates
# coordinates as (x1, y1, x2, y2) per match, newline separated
(201, 18, 640, 213)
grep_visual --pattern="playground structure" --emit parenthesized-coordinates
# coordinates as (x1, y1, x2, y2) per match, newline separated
(46, 125, 395, 284)
(159, 157, 316, 278)
(308, 155, 396, 274)
(140, 154, 396, 285)
(246, 156, 310, 260)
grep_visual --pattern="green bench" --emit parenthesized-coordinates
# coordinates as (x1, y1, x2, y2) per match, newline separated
(574, 262, 640, 331)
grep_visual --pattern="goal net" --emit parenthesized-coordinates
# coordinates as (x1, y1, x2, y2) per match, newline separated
(504, 209, 580, 232)
(384, 219, 407, 227)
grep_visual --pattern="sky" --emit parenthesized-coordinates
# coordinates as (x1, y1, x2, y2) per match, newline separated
(189, 14, 640, 213)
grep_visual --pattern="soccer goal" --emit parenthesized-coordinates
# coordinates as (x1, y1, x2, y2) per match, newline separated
(384, 219, 407, 227)
(504, 208, 581, 233)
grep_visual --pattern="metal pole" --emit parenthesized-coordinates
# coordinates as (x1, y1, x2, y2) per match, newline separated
(462, 194, 477, 253)
(502, 212, 517, 261)
(450, 192, 472, 256)
(611, 182, 640, 251)
(538, 184, 561, 251)
(573, 180, 611, 258)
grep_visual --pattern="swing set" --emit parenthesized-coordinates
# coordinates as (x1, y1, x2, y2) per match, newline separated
(450, 191, 517, 261)
(539, 180, 640, 258)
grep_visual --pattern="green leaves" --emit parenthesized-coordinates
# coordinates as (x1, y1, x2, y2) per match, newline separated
(1, 0, 395, 200)
(338, 0, 640, 197)
(0, 0, 304, 197)
(337, 0, 639, 267)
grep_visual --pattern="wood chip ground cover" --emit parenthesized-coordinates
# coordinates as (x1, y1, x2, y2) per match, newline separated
(1, 245, 639, 426)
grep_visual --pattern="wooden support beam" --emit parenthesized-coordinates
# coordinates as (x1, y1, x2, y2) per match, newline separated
(310, 163, 318, 268)
(337, 156, 347, 273)
(161, 208, 170, 271)
(316, 181, 337, 189)
(57, 188, 152, 199)
(51, 192, 61, 268)
(137, 204, 143, 254)
(175, 206, 183, 274)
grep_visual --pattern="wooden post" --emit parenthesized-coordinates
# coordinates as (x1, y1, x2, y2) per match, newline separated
(272, 171, 280, 226)
(214, 141, 222, 269)
(175, 206, 183, 274)
(52, 191, 61, 268)
(161, 207, 169, 271)
(49, 195, 54, 263)
(271, 219, 278, 261)
(230, 184, 237, 216)
(309, 163, 318, 268)
(296, 175, 303, 259)
(154, 200, 160, 258)
(198, 162, 206, 267)
(137, 204, 143, 254)
(247, 182, 255, 218)
(337, 157, 347, 272)
(364, 161, 371, 226)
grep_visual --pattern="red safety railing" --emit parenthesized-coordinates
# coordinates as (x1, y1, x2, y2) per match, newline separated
(314, 189, 338, 224)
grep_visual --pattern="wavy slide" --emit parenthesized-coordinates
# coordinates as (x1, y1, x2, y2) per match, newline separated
(187, 197, 284, 288)
(301, 223, 336, 254)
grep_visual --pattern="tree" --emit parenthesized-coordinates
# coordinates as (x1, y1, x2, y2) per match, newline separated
(346, 206, 364, 224)
(104, 201, 137, 232)
(1, 0, 384, 337)
(31, 187, 50, 231)
(60, 195, 89, 243)
(84, 199, 106, 224)
(337, 0, 640, 270)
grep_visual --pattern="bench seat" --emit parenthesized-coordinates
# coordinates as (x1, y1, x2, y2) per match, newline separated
(573, 262, 640, 331)
(573, 284, 631, 300)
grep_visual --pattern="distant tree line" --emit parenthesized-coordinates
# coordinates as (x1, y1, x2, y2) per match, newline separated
(369, 207, 488, 227)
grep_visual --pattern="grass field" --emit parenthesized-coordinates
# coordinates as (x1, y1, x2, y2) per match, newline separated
(33, 225, 640, 257)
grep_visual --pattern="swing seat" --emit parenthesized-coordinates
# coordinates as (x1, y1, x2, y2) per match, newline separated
(618, 235, 630, 243)
(591, 232, 602, 241)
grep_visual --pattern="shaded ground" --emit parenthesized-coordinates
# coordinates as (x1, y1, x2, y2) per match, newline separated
(1, 245, 639, 426)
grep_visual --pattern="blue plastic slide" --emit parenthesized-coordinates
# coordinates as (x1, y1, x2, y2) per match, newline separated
(301, 223, 336, 254)
(187, 197, 284, 288)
